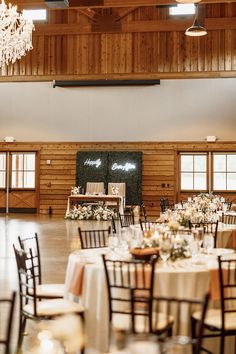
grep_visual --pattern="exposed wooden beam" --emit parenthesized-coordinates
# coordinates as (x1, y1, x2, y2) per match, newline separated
(34, 17, 236, 35)
(116, 7, 139, 20)
(1, 71, 236, 82)
(12, 0, 236, 10)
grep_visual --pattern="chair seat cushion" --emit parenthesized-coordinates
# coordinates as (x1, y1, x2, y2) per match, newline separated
(192, 309, 236, 330)
(29, 283, 65, 298)
(23, 299, 84, 317)
(112, 312, 174, 333)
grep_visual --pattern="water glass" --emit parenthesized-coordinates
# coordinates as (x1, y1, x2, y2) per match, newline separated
(163, 336, 195, 354)
(189, 240, 200, 259)
(159, 238, 172, 263)
(203, 234, 214, 254)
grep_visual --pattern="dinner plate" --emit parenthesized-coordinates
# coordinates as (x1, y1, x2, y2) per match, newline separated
(210, 248, 235, 256)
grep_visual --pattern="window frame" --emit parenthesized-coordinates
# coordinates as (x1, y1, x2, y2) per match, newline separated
(0, 152, 6, 190)
(212, 152, 236, 192)
(179, 152, 208, 192)
(10, 152, 36, 190)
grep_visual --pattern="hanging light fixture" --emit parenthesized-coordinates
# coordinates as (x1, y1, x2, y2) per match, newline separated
(185, 4, 207, 37)
(0, 0, 34, 67)
(176, 0, 201, 3)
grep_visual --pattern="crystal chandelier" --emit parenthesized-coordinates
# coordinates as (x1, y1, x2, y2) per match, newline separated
(0, 0, 34, 67)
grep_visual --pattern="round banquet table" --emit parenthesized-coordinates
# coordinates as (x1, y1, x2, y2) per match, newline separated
(64, 248, 235, 353)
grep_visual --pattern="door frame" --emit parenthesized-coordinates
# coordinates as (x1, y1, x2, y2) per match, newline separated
(0, 148, 40, 214)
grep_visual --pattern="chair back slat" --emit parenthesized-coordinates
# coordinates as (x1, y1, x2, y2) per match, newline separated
(78, 227, 111, 249)
(13, 246, 38, 317)
(18, 233, 42, 284)
(119, 212, 134, 228)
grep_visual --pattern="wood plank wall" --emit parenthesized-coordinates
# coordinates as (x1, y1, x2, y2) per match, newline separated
(1, 4, 236, 80)
(0, 141, 236, 217)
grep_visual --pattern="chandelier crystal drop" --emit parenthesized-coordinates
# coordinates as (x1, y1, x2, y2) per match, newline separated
(0, 0, 34, 67)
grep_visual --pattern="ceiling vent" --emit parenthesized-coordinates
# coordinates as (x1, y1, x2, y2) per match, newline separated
(45, 0, 69, 8)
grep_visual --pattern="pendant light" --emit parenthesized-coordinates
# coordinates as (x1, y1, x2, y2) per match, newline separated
(185, 4, 207, 37)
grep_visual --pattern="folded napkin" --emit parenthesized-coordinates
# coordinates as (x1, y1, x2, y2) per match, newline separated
(209, 268, 228, 301)
(68, 260, 86, 296)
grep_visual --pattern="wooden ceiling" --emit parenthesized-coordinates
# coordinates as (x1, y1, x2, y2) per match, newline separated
(1, 0, 236, 81)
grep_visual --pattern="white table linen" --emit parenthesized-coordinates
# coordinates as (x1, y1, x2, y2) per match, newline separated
(64, 249, 217, 353)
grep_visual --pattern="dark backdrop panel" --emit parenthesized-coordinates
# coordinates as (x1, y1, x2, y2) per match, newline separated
(108, 151, 142, 205)
(76, 151, 108, 191)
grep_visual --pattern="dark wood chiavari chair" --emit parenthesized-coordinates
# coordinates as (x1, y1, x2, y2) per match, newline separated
(131, 290, 209, 354)
(139, 219, 163, 232)
(192, 255, 236, 354)
(102, 254, 157, 335)
(0, 291, 16, 354)
(13, 246, 85, 351)
(78, 226, 112, 249)
(221, 213, 236, 225)
(18, 233, 64, 298)
(118, 212, 135, 228)
(190, 221, 219, 248)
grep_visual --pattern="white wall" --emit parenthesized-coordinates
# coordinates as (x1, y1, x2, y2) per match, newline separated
(0, 78, 235, 141)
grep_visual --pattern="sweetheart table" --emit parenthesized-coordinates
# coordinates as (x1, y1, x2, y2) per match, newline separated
(64, 248, 234, 353)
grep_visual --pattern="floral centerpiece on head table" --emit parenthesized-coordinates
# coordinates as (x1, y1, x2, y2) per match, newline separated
(71, 186, 81, 196)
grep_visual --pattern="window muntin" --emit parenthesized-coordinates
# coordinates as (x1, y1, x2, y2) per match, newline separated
(213, 154, 236, 191)
(180, 154, 207, 191)
(11, 153, 36, 189)
(0, 153, 6, 188)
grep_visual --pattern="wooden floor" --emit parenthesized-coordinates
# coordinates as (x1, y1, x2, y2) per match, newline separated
(0, 214, 111, 354)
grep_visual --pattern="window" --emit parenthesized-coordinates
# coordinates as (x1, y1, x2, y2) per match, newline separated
(169, 4, 195, 16)
(22, 9, 47, 21)
(180, 154, 207, 191)
(11, 153, 36, 189)
(213, 154, 236, 191)
(0, 153, 6, 188)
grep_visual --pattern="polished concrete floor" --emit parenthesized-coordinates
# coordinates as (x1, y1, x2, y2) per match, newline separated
(0, 214, 112, 354)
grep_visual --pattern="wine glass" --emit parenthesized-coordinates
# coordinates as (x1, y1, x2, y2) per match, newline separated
(195, 228, 204, 248)
(203, 234, 214, 255)
(159, 238, 172, 264)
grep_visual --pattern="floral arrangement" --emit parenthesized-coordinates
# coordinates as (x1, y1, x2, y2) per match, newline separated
(71, 186, 81, 196)
(65, 205, 115, 221)
(111, 185, 120, 195)
(137, 229, 190, 262)
(158, 192, 222, 227)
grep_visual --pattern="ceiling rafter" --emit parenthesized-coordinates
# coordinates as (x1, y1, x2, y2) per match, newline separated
(78, 8, 97, 21)
(34, 16, 236, 35)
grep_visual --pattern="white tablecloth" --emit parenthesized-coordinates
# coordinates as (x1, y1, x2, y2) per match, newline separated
(64, 249, 218, 353)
